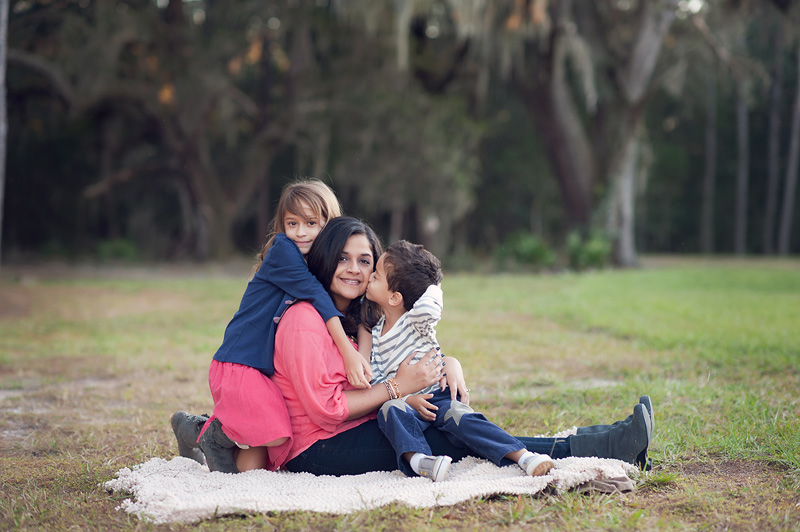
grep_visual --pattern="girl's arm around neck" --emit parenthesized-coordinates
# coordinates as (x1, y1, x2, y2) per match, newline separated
(263, 234, 342, 322)
(327, 318, 373, 389)
(357, 325, 373, 361)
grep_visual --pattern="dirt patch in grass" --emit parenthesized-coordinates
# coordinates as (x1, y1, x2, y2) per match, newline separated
(0, 286, 32, 318)
(638, 460, 800, 531)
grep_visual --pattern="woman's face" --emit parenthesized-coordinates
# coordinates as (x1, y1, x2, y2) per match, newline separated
(329, 234, 374, 311)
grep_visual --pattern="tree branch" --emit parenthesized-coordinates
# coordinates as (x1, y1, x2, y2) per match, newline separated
(617, 1, 676, 103)
(83, 164, 178, 198)
(7, 49, 74, 106)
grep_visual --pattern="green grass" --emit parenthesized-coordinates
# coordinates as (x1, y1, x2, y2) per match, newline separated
(1, 257, 799, 530)
(440, 264, 800, 470)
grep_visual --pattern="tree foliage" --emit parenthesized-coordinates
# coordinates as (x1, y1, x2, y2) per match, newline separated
(4, 0, 800, 264)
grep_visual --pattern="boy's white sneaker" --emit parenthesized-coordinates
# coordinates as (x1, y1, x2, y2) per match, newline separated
(520, 452, 554, 476)
(417, 455, 452, 482)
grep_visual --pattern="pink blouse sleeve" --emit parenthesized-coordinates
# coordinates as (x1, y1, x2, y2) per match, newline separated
(274, 303, 351, 432)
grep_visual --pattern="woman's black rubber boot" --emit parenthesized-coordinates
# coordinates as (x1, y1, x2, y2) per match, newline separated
(569, 403, 651, 465)
(575, 396, 654, 469)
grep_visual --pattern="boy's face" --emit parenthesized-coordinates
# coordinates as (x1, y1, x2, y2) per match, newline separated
(365, 254, 394, 309)
(283, 200, 323, 255)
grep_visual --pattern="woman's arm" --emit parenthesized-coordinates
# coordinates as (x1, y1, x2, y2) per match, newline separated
(343, 349, 442, 420)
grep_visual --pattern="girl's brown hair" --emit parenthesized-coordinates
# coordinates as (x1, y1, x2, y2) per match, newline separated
(252, 178, 342, 275)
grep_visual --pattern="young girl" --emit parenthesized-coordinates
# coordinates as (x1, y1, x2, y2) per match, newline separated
(171, 179, 372, 473)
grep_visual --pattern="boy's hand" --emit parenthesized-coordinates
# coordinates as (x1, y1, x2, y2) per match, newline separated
(405, 393, 437, 421)
(439, 354, 469, 405)
(343, 346, 373, 389)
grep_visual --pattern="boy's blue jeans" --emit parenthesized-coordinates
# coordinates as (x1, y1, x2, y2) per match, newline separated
(377, 389, 531, 477)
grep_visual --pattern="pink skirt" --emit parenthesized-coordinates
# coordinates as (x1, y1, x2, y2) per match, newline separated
(200, 360, 292, 469)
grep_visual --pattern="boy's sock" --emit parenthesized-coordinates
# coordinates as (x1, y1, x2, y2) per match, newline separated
(518, 451, 555, 477)
(409, 452, 425, 473)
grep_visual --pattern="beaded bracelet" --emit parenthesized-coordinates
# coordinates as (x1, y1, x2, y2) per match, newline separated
(387, 378, 402, 400)
(384, 381, 397, 400)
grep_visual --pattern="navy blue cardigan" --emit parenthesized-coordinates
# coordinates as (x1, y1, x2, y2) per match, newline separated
(212, 233, 342, 374)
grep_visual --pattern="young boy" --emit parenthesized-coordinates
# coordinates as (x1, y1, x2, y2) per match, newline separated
(364, 240, 554, 482)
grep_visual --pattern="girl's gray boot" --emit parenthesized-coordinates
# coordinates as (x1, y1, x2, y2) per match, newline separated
(199, 419, 239, 474)
(569, 403, 651, 465)
(171, 411, 208, 465)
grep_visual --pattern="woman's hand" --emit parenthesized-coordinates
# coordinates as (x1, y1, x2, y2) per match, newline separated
(394, 349, 441, 397)
(439, 355, 469, 405)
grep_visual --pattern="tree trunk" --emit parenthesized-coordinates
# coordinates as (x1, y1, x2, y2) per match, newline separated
(607, 132, 641, 267)
(99, 115, 124, 240)
(701, 65, 718, 254)
(395, 0, 414, 72)
(514, 1, 674, 261)
(763, 24, 783, 255)
(734, 78, 749, 255)
(0, 0, 8, 268)
(778, 44, 800, 255)
(200, 204, 237, 260)
(518, 68, 595, 227)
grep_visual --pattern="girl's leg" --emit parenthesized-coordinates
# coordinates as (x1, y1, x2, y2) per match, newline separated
(236, 447, 268, 472)
(236, 437, 290, 472)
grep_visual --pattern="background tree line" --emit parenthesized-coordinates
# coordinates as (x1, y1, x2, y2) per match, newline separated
(2, 0, 799, 268)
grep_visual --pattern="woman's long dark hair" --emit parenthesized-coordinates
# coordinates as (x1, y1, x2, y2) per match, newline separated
(306, 217, 384, 337)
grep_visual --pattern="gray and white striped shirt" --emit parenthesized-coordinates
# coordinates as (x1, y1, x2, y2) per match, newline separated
(369, 284, 443, 395)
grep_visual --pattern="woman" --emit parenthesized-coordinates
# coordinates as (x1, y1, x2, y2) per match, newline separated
(265, 217, 652, 476)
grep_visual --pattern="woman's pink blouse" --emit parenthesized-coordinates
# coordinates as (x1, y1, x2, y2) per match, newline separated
(271, 301, 374, 465)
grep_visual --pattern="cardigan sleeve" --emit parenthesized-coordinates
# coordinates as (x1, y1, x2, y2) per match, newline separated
(260, 234, 343, 323)
(274, 303, 351, 431)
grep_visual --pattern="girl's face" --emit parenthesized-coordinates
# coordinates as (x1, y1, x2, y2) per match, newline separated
(283, 200, 324, 255)
(329, 234, 374, 311)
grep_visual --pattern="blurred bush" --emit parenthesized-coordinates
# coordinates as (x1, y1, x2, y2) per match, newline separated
(566, 231, 611, 271)
(495, 232, 556, 271)
(96, 239, 141, 263)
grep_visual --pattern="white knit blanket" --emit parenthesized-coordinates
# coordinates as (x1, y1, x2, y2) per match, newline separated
(104, 454, 637, 524)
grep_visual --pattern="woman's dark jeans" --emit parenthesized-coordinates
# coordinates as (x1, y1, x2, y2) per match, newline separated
(284, 419, 571, 476)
